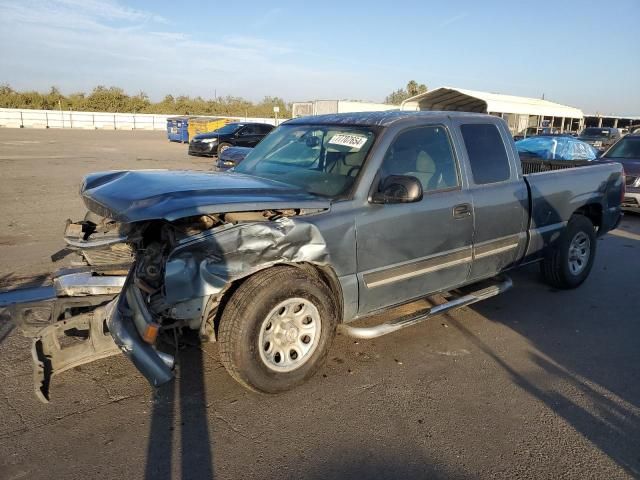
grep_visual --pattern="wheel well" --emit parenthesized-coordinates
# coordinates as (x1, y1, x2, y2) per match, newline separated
(208, 262, 344, 341)
(297, 263, 344, 323)
(574, 203, 602, 230)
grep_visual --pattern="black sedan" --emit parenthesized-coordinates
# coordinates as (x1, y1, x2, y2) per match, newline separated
(188, 122, 274, 157)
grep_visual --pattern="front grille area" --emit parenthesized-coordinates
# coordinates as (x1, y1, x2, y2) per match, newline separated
(81, 243, 134, 266)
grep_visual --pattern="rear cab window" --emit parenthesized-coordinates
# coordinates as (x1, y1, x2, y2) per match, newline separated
(460, 123, 511, 184)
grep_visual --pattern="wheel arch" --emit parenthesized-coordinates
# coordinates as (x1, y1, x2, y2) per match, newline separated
(204, 261, 344, 342)
(573, 202, 602, 231)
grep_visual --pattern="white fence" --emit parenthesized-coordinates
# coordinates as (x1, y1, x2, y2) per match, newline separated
(0, 108, 283, 130)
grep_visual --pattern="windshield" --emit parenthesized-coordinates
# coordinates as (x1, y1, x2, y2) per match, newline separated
(581, 128, 610, 138)
(234, 124, 376, 198)
(214, 123, 243, 135)
(604, 137, 640, 159)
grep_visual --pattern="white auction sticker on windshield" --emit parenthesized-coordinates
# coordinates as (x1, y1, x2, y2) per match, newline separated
(328, 133, 368, 150)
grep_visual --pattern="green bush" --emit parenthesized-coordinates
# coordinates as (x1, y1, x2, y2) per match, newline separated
(0, 84, 291, 118)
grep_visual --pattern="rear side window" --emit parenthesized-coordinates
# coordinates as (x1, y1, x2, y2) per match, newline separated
(460, 124, 511, 184)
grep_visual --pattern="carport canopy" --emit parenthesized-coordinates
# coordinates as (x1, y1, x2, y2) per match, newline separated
(401, 87, 583, 119)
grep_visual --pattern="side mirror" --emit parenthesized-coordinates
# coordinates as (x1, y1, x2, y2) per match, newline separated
(371, 175, 423, 204)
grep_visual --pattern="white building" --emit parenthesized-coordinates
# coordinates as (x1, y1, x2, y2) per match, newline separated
(401, 87, 584, 135)
(291, 100, 399, 118)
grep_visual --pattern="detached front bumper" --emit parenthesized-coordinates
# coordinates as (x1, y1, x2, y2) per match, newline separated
(107, 273, 175, 387)
(30, 269, 174, 402)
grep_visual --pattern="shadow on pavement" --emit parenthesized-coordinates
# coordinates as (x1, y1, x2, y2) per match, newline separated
(0, 272, 54, 345)
(301, 447, 472, 480)
(145, 334, 215, 480)
(460, 216, 640, 477)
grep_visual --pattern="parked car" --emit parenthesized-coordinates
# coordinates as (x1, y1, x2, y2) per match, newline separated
(578, 127, 621, 151)
(25, 111, 624, 401)
(515, 135, 600, 161)
(599, 134, 640, 213)
(215, 146, 253, 171)
(188, 122, 274, 157)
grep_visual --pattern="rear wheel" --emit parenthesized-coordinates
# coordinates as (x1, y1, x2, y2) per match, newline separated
(540, 214, 596, 289)
(218, 266, 337, 393)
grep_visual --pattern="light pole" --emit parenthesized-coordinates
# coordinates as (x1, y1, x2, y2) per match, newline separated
(59, 99, 64, 128)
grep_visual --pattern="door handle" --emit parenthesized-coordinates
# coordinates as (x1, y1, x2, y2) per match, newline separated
(453, 203, 472, 219)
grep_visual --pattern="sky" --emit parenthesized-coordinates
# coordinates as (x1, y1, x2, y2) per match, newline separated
(0, 0, 638, 115)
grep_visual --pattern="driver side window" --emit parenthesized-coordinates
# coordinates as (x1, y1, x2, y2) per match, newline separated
(380, 126, 460, 193)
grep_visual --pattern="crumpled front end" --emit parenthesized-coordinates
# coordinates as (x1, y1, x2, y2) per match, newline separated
(164, 217, 330, 304)
(108, 214, 330, 389)
(30, 207, 330, 401)
(106, 269, 175, 387)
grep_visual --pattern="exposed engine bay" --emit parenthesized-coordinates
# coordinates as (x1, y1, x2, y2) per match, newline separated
(67, 207, 321, 333)
(25, 207, 329, 401)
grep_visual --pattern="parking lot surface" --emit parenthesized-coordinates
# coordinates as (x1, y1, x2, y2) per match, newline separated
(0, 129, 639, 480)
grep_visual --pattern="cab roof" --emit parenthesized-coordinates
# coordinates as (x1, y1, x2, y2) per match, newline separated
(284, 110, 490, 128)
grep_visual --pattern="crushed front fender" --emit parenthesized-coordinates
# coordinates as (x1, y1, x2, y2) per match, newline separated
(164, 217, 330, 304)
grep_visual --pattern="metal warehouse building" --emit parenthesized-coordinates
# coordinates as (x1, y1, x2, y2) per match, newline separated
(401, 87, 584, 135)
(583, 114, 640, 130)
(292, 100, 398, 118)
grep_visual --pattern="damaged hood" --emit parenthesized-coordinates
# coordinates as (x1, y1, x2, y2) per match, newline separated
(81, 170, 329, 223)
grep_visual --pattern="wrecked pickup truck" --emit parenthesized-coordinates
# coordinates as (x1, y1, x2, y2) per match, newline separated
(20, 111, 625, 401)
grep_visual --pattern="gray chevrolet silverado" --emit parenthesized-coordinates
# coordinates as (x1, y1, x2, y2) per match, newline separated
(26, 111, 624, 401)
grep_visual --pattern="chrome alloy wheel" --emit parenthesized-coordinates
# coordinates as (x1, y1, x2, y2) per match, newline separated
(568, 231, 591, 275)
(258, 298, 321, 372)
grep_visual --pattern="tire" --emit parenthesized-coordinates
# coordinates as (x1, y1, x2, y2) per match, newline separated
(540, 214, 596, 289)
(218, 266, 338, 393)
(217, 142, 231, 156)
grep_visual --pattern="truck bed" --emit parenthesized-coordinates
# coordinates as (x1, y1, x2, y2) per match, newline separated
(521, 161, 624, 259)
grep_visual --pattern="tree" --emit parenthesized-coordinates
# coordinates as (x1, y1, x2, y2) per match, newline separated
(385, 80, 428, 105)
(0, 84, 293, 117)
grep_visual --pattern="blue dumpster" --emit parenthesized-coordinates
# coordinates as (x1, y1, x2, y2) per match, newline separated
(167, 116, 190, 143)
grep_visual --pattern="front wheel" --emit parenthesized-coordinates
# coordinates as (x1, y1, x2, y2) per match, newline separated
(218, 266, 338, 393)
(217, 142, 231, 156)
(540, 214, 596, 289)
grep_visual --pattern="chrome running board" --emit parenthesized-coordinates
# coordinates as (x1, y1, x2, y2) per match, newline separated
(338, 275, 512, 339)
